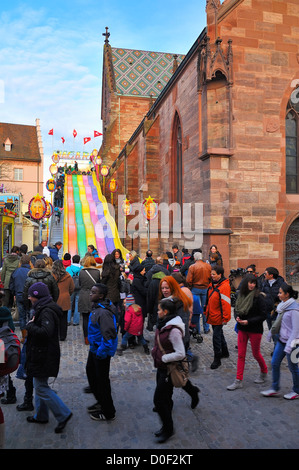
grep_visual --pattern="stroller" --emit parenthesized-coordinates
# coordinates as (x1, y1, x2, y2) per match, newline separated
(189, 294, 203, 343)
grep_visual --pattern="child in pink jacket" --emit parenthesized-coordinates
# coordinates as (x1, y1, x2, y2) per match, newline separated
(117, 304, 150, 355)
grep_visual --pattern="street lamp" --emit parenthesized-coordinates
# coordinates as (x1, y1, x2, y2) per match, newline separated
(100, 165, 109, 196)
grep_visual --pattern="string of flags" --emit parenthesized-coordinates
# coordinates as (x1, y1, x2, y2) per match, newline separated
(48, 129, 102, 144)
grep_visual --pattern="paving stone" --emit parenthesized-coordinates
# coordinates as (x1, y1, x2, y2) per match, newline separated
(1, 318, 298, 450)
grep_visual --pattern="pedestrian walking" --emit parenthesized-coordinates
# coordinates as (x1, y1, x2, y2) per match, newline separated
(86, 283, 118, 421)
(151, 297, 199, 444)
(227, 274, 268, 390)
(205, 265, 231, 369)
(25, 283, 72, 433)
(52, 260, 75, 341)
(261, 283, 299, 400)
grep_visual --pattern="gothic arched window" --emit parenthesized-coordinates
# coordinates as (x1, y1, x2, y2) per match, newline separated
(286, 90, 299, 194)
(171, 112, 183, 207)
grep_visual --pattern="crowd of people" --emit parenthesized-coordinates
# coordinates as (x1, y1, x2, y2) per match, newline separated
(0, 241, 299, 446)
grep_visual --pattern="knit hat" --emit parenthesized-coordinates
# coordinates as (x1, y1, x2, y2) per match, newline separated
(125, 293, 135, 307)
(28, 282, 50, 299)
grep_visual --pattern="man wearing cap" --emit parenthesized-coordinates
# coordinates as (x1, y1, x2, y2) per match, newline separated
(25, 282, 72, 433)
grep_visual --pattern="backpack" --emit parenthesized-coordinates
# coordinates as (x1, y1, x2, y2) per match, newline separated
(0, 326, 21, 376)
(73, 272, 80, 291)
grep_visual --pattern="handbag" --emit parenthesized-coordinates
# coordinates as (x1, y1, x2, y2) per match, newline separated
(271, 312, 284, 336)
(156, 332, 189, 388)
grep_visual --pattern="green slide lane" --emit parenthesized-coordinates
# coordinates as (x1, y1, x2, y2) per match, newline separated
(72, 175, 87, 258)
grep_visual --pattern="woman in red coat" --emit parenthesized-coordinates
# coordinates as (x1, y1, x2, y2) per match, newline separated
(205, 265, 231, 369)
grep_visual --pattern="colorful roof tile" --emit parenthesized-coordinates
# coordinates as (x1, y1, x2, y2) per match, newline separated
(111, 48, 185, 98)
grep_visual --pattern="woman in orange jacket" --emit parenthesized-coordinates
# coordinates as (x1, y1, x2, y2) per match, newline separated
(205, 265, 231, 369)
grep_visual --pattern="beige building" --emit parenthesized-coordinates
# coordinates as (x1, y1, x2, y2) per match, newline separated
(0, 119, 44, 204)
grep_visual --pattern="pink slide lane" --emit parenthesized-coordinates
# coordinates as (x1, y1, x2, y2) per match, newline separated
(83, 175, 108, 258)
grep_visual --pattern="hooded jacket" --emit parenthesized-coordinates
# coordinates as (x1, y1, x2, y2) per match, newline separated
(152, 315, 185, 370)
(124, 305, 144, 336)
(278, 300, 299, 354)
(1, 254, 20, 289)
(206, 277, 231, 325)
(9, 263, 31, 301)
(23, 268, 59, 309)
(25, 297, 63, 378)
(88, 299, 118, 359)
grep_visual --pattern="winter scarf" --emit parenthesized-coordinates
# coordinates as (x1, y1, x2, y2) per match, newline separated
(235, 289, 256, 317)
(271, 298, 295, 336)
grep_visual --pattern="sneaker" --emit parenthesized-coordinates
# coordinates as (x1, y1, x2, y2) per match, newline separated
(227, 379, 243, 391)
(254, 373, 267, 384)
(87, 403, 102, 413)
(260, 389, 280, 397)
(283, 392, 299, 400)
(89, 411, 115, 421)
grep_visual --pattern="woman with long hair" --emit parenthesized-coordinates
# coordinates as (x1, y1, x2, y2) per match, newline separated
(52, 260, 74, 341)
(261, 282, 299, 400)
(227, 274, 268, 390)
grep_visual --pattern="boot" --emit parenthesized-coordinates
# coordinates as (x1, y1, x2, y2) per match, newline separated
(20, 329, 27, 344)
(221, 347, 229, 358)
(210, 356, 221, 370)
(1, 383, 17, 405)
(16, 395, 34, 411)
(143, 344, 150, 355)
(117, 344, 127, 356)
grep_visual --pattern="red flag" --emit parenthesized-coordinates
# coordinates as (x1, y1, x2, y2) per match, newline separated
(94, 131, 103, 138)
(61, 137, 65, 144)
(48, 129, 53, 135)
(84, 137, 91, 145)
(73, 129, 77, 138)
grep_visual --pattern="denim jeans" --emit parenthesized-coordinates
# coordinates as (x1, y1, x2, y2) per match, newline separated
(191, 288, 210, 333)
(33, 377, 71, 423)
(121, 332, 147, 347)
(16, 300, 30, 330)
(271, 340, 299, 394)
(68, 291, 80, 325)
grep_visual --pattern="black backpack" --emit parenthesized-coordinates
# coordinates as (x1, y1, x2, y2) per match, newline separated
(73, 272, 80, 291)
(0, 326, 21, 376)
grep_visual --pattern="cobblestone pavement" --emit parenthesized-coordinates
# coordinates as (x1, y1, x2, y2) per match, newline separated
(2, 317, 299, 451)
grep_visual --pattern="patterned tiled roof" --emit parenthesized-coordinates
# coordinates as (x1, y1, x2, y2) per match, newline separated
(111, 48, 185, 98)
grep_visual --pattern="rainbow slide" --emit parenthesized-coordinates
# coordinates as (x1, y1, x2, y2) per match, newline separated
(63, 173, 129, 260)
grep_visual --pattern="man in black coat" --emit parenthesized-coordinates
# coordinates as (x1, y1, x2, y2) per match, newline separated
(260, 267, 284, 330)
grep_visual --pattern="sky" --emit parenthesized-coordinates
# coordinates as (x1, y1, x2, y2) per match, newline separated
(0, 0, 207, 192)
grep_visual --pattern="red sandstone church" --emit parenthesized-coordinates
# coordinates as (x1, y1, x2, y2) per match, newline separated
(99, 0, 299, 283)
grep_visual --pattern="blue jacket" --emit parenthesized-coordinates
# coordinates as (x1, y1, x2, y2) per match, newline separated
(88, 299, 118, 359)
(66, 264, 82, 277)
(48, 246, 59, 261)
(9, 264, 31, 302)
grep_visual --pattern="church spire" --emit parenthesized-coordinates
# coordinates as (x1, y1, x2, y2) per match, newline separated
(102, 26, 110, 45)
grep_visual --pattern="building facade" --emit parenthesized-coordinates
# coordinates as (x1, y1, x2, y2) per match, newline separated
(99, 0, 299, 282)
(0, 119, 44, 204)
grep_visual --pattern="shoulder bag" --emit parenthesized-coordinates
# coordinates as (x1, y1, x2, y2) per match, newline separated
(156, 331, 189, 388)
